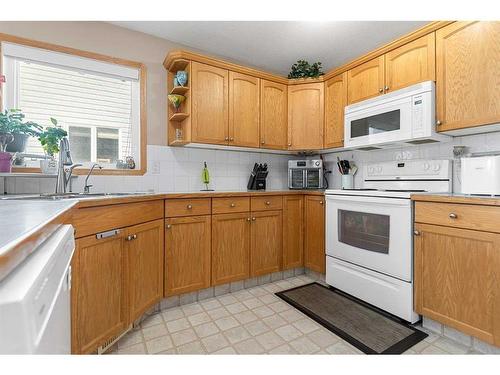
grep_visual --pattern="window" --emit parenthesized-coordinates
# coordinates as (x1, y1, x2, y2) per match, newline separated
(1, 42, 143, 172)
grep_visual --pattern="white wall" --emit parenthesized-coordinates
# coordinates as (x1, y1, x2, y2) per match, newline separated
(322, 131, 500, 193)
(3, 145, 289, 194)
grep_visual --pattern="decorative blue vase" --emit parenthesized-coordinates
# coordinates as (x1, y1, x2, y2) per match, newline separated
(176, 70, 188, 86)
(173, 76, 179, 87)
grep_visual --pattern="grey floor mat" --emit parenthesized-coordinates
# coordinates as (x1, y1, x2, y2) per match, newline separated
(276, 282, 427, 354)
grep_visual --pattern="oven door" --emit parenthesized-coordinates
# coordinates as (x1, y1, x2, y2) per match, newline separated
(344, 95, 413, 149)
(325, 194, 412, 281)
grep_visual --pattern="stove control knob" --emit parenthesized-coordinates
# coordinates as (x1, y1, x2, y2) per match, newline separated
(368, 167, 375, 174)
(376, 166, 382, 173)
(433, 164, 441, 171)
(423, 162, 430, 170)
(315, 161, 320, 167)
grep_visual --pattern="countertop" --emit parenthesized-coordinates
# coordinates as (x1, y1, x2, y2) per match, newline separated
(411, 193, 500, 206)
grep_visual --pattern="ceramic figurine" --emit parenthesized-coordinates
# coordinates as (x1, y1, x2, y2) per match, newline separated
(176, 70, 188, 86)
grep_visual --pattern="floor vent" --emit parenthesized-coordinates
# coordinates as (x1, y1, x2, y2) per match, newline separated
(97, 324, 132, 354)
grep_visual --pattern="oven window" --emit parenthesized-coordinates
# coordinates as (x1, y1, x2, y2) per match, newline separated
(290, 169, 305, 188)
(338, 210, 389, 254)
(351, 110, 400, 138)
(306, 170, 320, 188)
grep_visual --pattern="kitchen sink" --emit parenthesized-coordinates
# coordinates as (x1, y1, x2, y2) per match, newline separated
(0, 192, 153, 200)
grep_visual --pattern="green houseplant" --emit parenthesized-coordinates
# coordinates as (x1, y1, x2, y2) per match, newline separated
(287, 60, 324, 79)
(0, 109, 43, 153)
(38, 118, 68, 157)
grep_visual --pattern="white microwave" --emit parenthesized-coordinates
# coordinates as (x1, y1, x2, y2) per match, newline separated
(344, 81, 449, 150)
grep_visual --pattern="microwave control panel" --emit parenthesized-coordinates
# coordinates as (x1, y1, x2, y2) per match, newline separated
(411, 94, 424, 135)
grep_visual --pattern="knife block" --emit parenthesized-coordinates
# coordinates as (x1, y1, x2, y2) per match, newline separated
(247, 170, 268, 190)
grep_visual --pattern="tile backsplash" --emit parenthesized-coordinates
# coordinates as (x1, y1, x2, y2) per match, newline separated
(2, 145, 290, 195)
(4, 130, 500, 195)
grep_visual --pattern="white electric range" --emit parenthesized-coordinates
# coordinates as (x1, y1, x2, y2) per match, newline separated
(325, 159, 452, 323)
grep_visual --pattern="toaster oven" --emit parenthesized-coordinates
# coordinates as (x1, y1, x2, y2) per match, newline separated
(288, 160, 324, 189)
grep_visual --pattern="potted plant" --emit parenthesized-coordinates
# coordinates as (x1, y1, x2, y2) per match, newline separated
(288, 60, 324, 79)
(0, 109, 43, 153)
(38, 118, 68, 174)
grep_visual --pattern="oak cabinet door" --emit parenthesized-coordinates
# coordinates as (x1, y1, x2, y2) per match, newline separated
(324, 73, 347, 149)
(250, 210, 283, 276)
(260, 80, 288, 149)
(165, 215, 211, 296)
(229, 72, 260, 147)
(347, 56, 384, 104)
(125, 219, 164, 322)
(385, 33, 435, 93)
(283, 196, 304, 270)
(304, 196, 325, 273)
(191, 62, 229, 144)
(287, 82, 324, 150)
(414, 224, 500, 346)
(72, 232, 126, 354)
(212, 213, 251, 285)
(436, 21, 500, 132)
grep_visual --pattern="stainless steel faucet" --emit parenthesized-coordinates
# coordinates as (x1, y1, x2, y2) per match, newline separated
(55, 138, 80, 194)
(84, 163, 102, 194)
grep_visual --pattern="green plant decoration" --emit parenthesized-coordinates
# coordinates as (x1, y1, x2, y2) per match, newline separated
(0, 109, 43, 137)
(38, 118, 68, 156)
(287, 60, 324, 79)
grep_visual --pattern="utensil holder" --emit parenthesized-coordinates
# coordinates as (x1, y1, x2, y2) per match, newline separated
(341, 174, 354, 190)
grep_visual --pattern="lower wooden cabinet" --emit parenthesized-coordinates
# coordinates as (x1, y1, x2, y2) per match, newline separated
(71, 219, 164, 354)
(414, 223, 500, 346)
(304, 195, 325, 273)
(71, 231, 127, 354)
(212, 213, 251, 285)
(165, 215, 211, 296)
(250, 210, 282, 277)
(125, 219, 164, 321)
(283, 196, 304, 269)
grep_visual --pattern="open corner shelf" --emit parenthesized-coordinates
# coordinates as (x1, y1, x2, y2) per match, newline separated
(170, 86, 189, 95)
(169, 113, 189, 122)
(169, 59, 190, 73)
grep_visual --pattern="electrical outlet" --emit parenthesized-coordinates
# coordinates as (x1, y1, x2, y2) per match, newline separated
(151, 161, 160, 174)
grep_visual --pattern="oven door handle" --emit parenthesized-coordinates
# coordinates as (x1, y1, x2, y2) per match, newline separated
(325, 194, 411, 207)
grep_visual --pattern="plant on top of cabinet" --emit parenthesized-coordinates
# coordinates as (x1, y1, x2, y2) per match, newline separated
(288, 60, 324, 79)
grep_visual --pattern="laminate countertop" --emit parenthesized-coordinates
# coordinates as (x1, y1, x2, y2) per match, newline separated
(0, 189, 325, 280)
(411, 193, 500, 206)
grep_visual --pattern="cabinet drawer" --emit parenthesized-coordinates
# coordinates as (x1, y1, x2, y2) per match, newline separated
(165, 198, 211, 217)
(251, 196, 283, 211)
(212, 197, 250, 214)
(71, 200, 164, 238)
(415, 201, 500, 233)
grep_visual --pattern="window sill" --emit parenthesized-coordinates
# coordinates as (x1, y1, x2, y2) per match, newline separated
(11, 167, 146, 176)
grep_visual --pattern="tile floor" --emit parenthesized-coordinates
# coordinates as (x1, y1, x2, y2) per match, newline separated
(110, 275, 481, 355)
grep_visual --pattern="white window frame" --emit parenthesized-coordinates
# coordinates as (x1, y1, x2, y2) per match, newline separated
(1, 41, 143, 173)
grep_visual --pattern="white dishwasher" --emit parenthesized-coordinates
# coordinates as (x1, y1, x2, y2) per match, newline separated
(0, 225, 75, 354)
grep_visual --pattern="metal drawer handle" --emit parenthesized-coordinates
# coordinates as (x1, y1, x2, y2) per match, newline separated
(449, 213, 458, 219)
(265, 201, 270, 205)
(414, 230, 420, 236)
(230, 203, 236, 207)
(96, 229, 120, 239)
(187, 204, 193, 209)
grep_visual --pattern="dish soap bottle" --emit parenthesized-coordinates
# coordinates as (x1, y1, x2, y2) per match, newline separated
(201, 161, 213, 191)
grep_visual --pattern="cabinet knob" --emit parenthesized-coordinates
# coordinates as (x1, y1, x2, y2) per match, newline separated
(384, 86, 389, 91)
(261, 140, 265, 145)
(252, 217, 256, 221)
(265, 201, 270, 205)
(166, 224, 172, 229)
(225, 136, 229, 141)
(319, 201, 324, 205)
(230, 203, 236, 207)
(449, 213, 458, 219)
(288, 143, 292, 147)
(379, 88, 383, 93)
(229, 137, 234, 141)
(247, 217, 251, 221)
(126, 235, 133, 241)
(413, 230, 420, 236)
(187, 204, 193, 209)
(436, 120, 442, 126)
(126, 234, 137, 241)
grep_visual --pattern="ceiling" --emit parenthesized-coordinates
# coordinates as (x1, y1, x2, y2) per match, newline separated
(111, 21, 428, 76)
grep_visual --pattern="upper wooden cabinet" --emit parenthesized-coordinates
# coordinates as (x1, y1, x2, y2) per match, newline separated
(260, 80, 288, 149)
(414, 223, 500, 346)
(125, 219, 164, 322)
(385, 33, 436, 93)
(229, 72, 260, 147)
(324, 73, 347, 149)
(165, 215, 211, 296)
(191, 62, 229, 145)
(347, 56, 384, 104)
(287, 82, 324, 150)
(304, 195, 325, 274)
(435, 21, 500, 133)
